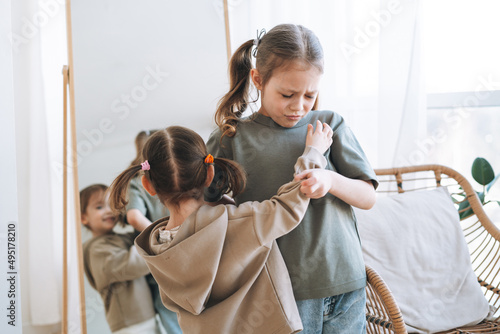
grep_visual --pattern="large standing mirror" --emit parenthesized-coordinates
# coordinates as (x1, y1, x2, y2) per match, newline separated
(69, 1, 230, 332)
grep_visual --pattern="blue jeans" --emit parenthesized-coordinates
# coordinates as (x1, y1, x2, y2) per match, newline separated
(148, 276, 182, 334)
(296, 288, 366, 334)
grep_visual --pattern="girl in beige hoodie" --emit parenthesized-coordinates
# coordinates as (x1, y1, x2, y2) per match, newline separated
(109, 123, 332, 334)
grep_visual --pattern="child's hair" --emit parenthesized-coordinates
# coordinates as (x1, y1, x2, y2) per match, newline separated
(129, 130, 158, 167)
(215, 23, 324, 139)
(109, 126, 246, 211)
(80, 184, 108, 216)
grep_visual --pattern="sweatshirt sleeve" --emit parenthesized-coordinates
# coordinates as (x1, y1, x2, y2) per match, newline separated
(126, 177, 147, 214)
(250, 146, 327, 246)
(88, 236, 150, 291)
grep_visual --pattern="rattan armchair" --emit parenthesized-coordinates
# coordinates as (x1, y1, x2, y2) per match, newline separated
(364, 164, 500, 334)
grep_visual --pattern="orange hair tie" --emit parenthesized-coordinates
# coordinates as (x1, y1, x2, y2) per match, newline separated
(204, 154, 214, 164)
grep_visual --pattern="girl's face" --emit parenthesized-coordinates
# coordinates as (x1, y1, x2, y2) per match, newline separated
(82, 190, 117, 237)
(252, 61, 322, 128)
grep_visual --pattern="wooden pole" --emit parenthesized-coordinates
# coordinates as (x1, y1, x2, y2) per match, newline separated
(223, 0, 231, 62)
(62, 65, 68, 334)
(64, 1, 87, 333)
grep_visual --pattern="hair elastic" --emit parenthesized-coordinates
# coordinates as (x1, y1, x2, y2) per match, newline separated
(252, 28, 266, 57)
(204, 154, 214, 164)
(141, 160, 150, 171)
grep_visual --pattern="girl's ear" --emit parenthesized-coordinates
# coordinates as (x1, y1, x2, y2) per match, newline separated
(141, 175, 157, 196)
(81, 213, 89, 226)
(205, 165, 215, 187)
(250, 68, 263, 90)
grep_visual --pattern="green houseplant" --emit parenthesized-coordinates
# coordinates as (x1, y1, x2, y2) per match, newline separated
(457, 157, 500, 219)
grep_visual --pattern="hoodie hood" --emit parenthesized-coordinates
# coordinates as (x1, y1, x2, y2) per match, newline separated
(135, 205, 228, 315)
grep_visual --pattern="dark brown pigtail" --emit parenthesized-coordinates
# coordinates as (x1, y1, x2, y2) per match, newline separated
(212, 157, 247, 198)
(215, 39, 255, 139)
(108, 165, 142, 213)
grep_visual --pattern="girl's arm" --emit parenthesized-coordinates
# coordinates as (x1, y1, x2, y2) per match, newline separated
(126, 209, 153, 232)
(89, 236, 150, 290)
(249, 146, 326, 246)
(295, 170, 376, 209)
(126, 177, 156, 231)
(295, 120, 377, 210)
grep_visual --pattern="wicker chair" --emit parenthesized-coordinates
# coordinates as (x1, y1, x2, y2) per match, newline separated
(364, 164, 500, 334)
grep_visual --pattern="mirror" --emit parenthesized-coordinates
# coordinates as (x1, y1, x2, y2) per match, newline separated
(69, 1, 229, 332)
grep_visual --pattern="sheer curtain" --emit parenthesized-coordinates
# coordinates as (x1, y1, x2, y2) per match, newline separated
(227, 0, 426, 168)
(1, 0, 21, 333)
(11, 0, 81, 332)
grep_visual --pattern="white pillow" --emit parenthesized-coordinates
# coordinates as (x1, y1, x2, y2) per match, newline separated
(355, 187, 490, 333)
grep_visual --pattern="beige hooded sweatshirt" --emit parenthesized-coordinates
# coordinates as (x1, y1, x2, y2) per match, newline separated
(135, 146, 326, 334)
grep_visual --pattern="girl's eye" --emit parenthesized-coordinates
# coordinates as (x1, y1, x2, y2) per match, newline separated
(96, 206, 103, 210)
(306, 95, 315, 99)
(282, 94, 292, 98)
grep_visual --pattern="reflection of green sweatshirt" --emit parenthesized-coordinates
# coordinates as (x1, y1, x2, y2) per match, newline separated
(83, 233, 155, 332)
(136, 147, 326, 334)
(126, 176, 168, 223)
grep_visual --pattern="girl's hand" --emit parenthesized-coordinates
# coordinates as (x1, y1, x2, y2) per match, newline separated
(305, 120, 333, 154)
(295, 169, 376, 208)
(294, 169, 332, 199)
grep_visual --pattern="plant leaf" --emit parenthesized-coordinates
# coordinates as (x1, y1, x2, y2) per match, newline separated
(472, 158, 495, 186)
(486, 173, 500, 192)
(458, 192, 485, 220)
(458, 200, 473, 220)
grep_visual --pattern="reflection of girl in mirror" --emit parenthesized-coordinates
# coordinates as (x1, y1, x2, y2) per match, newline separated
(108, 124, 332, 333)
(125, 130, 182, 334)
(207, 24, 378, 333)
(80, 184, 160, 334)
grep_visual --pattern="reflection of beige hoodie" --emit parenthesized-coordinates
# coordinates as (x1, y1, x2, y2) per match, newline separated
(135, 147, 326, 334)
(83, 233, 155, 332)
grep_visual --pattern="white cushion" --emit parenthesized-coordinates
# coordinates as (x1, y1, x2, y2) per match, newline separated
(355, 187, 490, 333)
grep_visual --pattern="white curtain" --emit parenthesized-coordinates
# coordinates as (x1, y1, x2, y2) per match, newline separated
(11, 0, 82, 331)
(228, 0, 426, 168)
(12, 0, 61, 326)
(1, 0, 21, 333)
(378, 0, 426, 167)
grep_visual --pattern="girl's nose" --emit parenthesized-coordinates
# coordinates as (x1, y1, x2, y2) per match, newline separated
(289, 97, 302, 112)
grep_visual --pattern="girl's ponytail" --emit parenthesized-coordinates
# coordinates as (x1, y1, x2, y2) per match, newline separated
(215, 39, 255, 139)
(108, 165, 142, 213)
(212, 157, 247, 198)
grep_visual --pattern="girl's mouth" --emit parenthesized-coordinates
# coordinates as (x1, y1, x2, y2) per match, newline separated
(103, 216, 116, 223)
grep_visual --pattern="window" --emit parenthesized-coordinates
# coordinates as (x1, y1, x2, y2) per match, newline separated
(423, 0, 500, 220)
